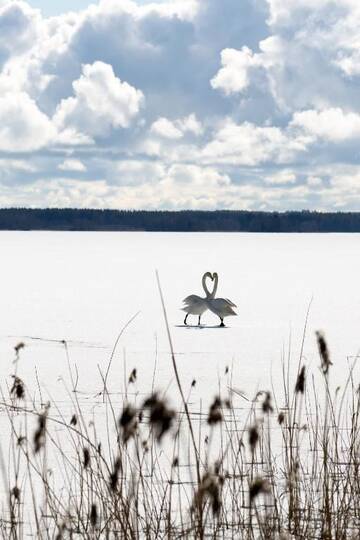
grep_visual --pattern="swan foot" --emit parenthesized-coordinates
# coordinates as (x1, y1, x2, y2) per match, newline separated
(220, 320, 225, 327)
(198, 315, 201, 326)
(184, 314, 189, 326)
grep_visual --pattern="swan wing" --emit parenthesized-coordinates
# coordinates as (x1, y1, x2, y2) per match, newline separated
(225, 298, 237, 308)
(182, 294, 208, 315)
(183, 294, 202, 305)
(208, 298, 237, 317)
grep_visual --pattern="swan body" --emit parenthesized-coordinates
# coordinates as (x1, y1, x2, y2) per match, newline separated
(206, 273, 237, 327)
(182, 272, 214, 325)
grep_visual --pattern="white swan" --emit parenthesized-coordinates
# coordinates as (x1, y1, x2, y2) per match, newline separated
(182, 272, 215, 326)
(206, 272, 237, 327)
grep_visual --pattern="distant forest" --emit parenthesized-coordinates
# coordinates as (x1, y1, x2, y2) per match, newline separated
(1, 208, 360, 232)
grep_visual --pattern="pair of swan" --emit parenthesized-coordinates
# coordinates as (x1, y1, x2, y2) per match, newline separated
(182, 272, 237, 327)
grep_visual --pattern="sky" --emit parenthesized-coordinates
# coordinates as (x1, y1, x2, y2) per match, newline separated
(27, 0, 162, 16)
(28, 1, 94, 16)
(0, 0, 360, 210)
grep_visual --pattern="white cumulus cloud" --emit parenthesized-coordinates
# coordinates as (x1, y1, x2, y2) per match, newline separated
(150, 118, 183, 139)
(291, 108, 360, 141)
(265, 170, 297, 185)
(53, 61, 144, 137)
(0, 91, 55, 151)
(0, 1, 41, 64)
(150, 114, 203, 139)
(201, 120, 309, 166)
(58, 159, 87, 172)
(211, 47, 260, 94)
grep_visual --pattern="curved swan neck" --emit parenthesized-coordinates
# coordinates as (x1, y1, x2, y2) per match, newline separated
(202, 272, 213, 298)
(202, 272, 218, 298)
(211, 273, 219, 298)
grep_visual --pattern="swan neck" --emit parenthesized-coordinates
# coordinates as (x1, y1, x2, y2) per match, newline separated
(211, 274, 218, 298)
(202, 273, 212, 297)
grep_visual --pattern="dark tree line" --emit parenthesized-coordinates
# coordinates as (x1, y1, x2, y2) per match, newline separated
(1, 208, 360, 231)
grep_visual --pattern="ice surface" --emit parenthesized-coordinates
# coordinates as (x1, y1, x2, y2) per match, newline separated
(0, 231, 360, 409)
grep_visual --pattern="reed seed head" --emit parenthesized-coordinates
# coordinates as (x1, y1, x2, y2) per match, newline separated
(119, 404, 138, 443)
(83, 447, 90, 469)
(11, 486, 20, 501)
(142, 440, 149, 452)
(194, 472, 222, 516)
(316, 331, 332, 375)
(10, 376, 25, 400)
(34, 406, 49, 453)
(14, 342, 25, 358)
(262, 391, 274, 414)
(128, 368, 137, 384)
(295, 366, 306, 394)
(142, 393, 176, 442)
(90, 503, 98, 527)
(224, 398, 232, 410)
(278, 412, 285, 425)
(17, 436, 26, 446)
(249, 477, 271, 502)
(207, 396, 223, 425)
(70, 414, 77, 426)
(248, 425, 259, 452)
(109, 457, 122, 492)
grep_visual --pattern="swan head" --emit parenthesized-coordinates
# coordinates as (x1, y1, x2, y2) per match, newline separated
(203, 271, 214, 281)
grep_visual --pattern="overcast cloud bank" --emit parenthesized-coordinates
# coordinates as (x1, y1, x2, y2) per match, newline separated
(0, 0, 360, 210)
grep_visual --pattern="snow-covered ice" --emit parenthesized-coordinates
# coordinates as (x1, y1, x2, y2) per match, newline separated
(0, 231, 360, 410)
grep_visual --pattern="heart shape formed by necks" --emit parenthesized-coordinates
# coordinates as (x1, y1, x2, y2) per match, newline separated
(202, 271, 218, 298)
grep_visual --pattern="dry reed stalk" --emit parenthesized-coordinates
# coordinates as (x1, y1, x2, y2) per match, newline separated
(1, 321, 360, 538)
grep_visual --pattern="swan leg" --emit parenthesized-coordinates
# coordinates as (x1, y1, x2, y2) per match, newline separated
(184, 313, 189, 326)
(198, 315, 201, 326)
(220, 318, 225, 327)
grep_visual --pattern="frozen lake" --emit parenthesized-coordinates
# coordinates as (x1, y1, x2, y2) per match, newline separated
(1, 231, 360, 410)
(0, 231, 360, 536)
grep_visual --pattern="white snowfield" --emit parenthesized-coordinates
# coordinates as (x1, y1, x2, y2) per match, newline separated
(0, 231, 359, 408)
(0, 231, 359, 537)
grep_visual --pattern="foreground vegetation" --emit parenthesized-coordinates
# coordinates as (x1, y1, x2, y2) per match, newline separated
(1, 314, 360, 539)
